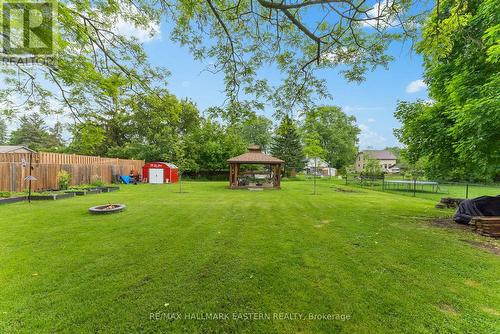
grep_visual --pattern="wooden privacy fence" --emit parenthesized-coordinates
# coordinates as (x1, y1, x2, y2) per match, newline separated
(0, 152, 144, 192)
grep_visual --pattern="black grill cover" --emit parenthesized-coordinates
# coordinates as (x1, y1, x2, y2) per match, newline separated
(453, 196, 500, 224)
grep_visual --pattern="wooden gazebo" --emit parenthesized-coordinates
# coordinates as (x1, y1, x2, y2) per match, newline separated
(227, 145, 284, 189)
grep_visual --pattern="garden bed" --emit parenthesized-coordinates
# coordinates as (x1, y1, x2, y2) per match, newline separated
(0, 196, 27, 204)
(29, 193, 76, 201)
(98, 186, 120, 193)
(0, 186, 116, 205)
(65, 190, 87, 196)
(65, 188, 102, 196)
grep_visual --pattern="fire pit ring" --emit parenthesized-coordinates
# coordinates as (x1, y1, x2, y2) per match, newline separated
(89, 204, 126, 214)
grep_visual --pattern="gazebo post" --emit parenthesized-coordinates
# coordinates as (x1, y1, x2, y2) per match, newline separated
(271, 163, 278, 188)
(235, 163, 239, 187)
(277, 164, 281, 188)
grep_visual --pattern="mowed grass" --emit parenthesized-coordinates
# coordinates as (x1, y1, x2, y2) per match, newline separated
(0, 181, 499, 333)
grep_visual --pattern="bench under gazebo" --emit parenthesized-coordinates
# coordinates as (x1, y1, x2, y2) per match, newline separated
(227, 145, 284, 189)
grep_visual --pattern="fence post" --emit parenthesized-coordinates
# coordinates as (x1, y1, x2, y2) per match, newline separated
(382, 173, 385, 191)
(413, 178, 416, 197)
(466, 183, 469, 199)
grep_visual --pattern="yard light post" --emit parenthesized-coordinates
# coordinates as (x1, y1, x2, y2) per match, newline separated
(24, 152, 38, 203)
(29, 152, 32, 203)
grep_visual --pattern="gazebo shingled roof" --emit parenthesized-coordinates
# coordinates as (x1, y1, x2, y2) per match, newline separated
(227, 145, 284, 164)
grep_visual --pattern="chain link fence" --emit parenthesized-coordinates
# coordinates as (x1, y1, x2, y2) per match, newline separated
(343, 174, 500, 201)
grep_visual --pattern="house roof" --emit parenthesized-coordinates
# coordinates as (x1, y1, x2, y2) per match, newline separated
(360, 150, 397, 160)
(228, 145, 284, 164)
(0, 145, 36, 153)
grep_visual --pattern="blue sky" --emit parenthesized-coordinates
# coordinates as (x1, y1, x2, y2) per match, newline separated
(142, 20, 429, 150)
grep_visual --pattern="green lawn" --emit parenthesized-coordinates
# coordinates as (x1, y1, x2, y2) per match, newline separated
(0, 181, 499, 333)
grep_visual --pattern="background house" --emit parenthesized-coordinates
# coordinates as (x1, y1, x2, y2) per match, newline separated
(305, 158, 337, 177)
(355, 150, 397, 173)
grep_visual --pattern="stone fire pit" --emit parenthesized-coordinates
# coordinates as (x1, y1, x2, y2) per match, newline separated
(89, 204, 126, 214)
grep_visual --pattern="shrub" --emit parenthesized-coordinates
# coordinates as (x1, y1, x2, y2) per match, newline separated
(0, 191, 11, 198)
(90, 175, 105, 187)
(58, 170, 71, 190)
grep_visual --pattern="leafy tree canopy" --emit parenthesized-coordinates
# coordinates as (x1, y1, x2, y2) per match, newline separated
(237, 115, 273, 152)
(1, 0, 428, 123)
(185, 119, 247, 171)
(362, 158, 382, 176)
(302, 106, 359, 170)
(395, 0, 500, 181)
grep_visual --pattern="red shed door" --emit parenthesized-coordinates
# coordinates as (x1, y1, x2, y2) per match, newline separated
(149, 168, 164, 184)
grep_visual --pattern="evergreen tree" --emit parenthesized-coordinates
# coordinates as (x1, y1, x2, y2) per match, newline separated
(0, 118, 7, 144)
(9, 113, 50, 151)
(46, 122, 65, 151)
(271, 115, 305, 177)
(9, 115, 67, 152)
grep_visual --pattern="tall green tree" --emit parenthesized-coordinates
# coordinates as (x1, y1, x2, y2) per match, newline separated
(395, 0, 500, 181)
(185, 120, 247, 171)
(239, 115, 273, 152)
(45, 122, 66, 152)
(302, 106, 360, 170)
(271, 115, 305, 177)
(9, 114, 51, 151)
(303, 133, 326, 195)
(0, 118, 7, 144)
(67, 122, 107, 156)
(115, 90, 184, 161)
(363, 159, 383, 176)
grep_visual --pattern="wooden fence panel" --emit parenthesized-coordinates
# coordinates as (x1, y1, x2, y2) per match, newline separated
(0, 152, 144, 192)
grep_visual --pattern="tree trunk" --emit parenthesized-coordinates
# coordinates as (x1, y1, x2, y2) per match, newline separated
(313, 158, 317, 195)
(178, 172, 182, 193)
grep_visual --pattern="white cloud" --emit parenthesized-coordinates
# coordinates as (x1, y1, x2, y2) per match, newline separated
(358, 124, 386, 149)
(362, 1, 397, 28)
(406, 79, 427, 93)
(366, 117, 376, 123)
(64, 2, 161, 44)
(114, 19, 160, 43)
(322, 47, 361, 65)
